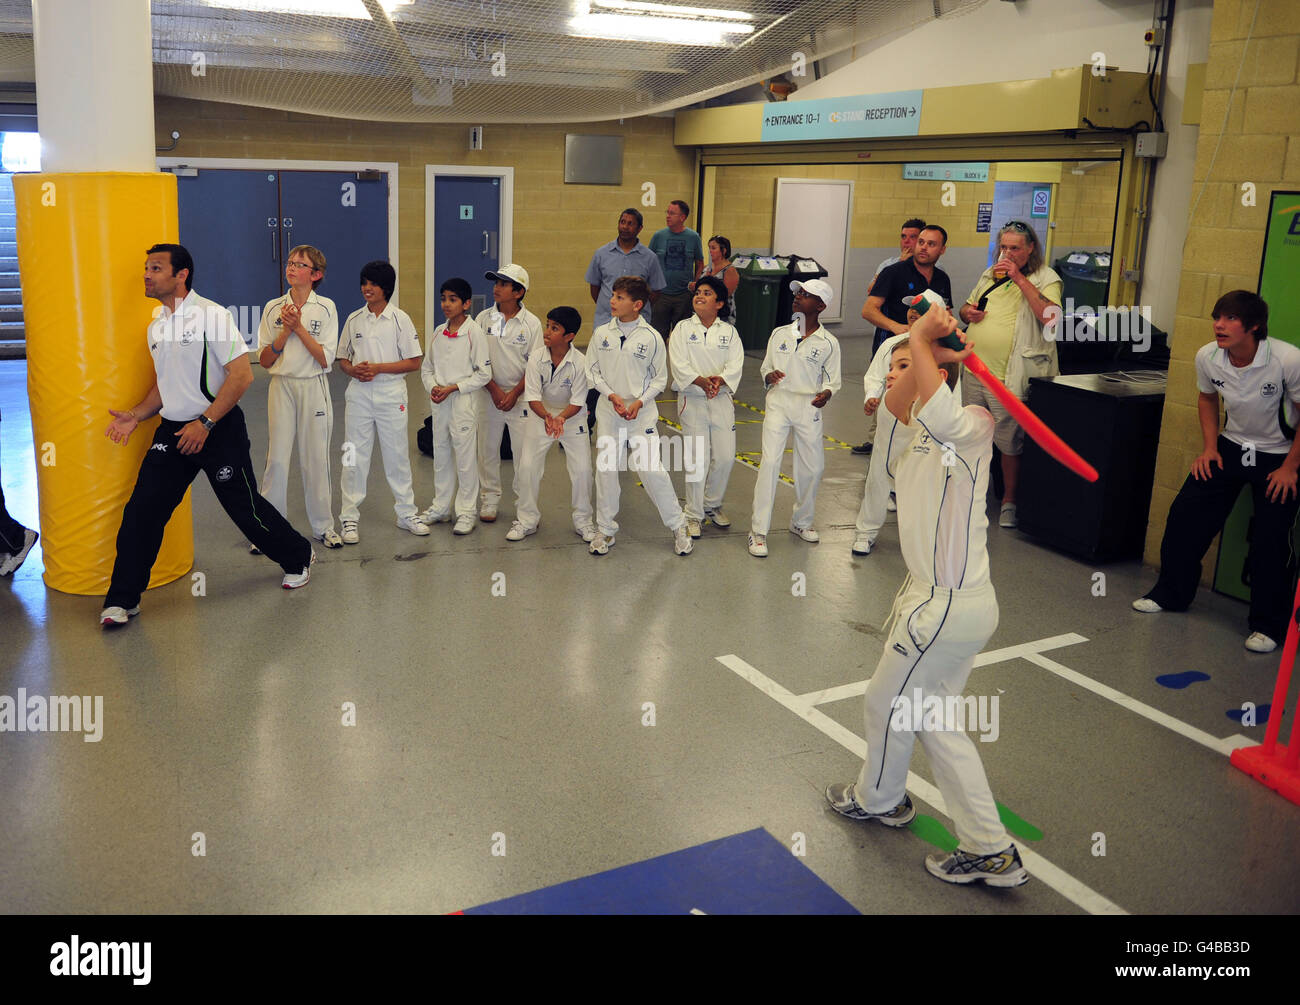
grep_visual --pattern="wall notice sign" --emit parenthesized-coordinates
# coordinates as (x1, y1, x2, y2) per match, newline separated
(459, 205, 474, 220)
(977, 203, 993, 233)
(903, 162, 989, 182)
(1031, 187, 1051, 218)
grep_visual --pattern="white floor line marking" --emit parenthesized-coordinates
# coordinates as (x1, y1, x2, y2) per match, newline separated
(716, 653, 1128, 916)
(1024, 653, 1255, 757)
(796, 634, 1091, 708)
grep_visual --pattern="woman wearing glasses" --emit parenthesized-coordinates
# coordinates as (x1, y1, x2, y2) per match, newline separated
(957, 220, 1063, 530)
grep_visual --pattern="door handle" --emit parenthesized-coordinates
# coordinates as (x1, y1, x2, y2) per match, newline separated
(283, 217, 294, 253)
(488, 230, 498, 260)
(482, 230, 489, 257)
(269, 217, 278, 261)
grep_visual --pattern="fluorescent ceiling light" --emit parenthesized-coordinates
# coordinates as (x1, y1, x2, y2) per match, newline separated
(200, 0, 411, 18)
(570, 1, 755, 46)
(593, 0, 753, 19)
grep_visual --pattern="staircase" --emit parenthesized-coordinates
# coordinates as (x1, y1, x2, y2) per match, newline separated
(0, 173, 24, 359)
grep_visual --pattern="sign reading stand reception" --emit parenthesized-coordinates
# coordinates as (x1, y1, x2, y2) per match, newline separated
(760, 91, 924, 142)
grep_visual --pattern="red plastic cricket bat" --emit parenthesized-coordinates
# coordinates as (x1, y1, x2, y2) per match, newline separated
(906, 291, 1100, 483)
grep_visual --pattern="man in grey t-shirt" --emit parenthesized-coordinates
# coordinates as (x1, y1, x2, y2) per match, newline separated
(648, 199, 704, 340)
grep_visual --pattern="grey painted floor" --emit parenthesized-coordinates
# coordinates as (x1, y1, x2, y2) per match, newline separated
(2, 340, 1298, 915)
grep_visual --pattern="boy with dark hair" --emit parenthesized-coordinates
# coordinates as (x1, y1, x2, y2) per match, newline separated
(337, 260, 428, 544)
(586, 275, 692, 556)
(748, 279, 841, 558)
(421, 277, 491, 535)
(475, 263, 542, 524)
(508, 305, 595, 543)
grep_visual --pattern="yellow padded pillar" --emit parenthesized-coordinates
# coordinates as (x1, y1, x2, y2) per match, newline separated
(13, 172, 192, 595)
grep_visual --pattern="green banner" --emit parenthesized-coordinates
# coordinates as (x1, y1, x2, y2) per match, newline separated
(1260, 191, 1300, 350)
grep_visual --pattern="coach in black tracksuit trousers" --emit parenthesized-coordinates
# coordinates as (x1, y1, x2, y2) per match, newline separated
(104, 249, 311, 615)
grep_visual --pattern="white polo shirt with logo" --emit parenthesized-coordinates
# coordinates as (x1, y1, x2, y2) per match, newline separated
(475, 305, 543, 390)
(669, 315, 744, 397)
(525, 346, 589, 411)
(759, 323, 842, 397)
(340, 302, 423, 385)
(586, 317, 669, 405)
(257, 290, 339, 378)
(1195, 337, 1300, 455)
(148, 289, 247, 422)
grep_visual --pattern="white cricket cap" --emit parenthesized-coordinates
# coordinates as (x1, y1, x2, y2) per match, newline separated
(485, 264, 530, 291)
(790, 278, 834, 308)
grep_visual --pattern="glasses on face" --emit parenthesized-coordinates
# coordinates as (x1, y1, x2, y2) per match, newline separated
(286, 261, 316, 271)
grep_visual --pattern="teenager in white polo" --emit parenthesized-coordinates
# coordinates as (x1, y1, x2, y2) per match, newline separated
(102, 244, 315, 627)
(586, 275, 692, 557)
(508, 305, 595, 542)
(337, 260, 429, 543)
(749, 279, 841, 558)
(475, 263, 543, 524)
(669, 274, 743, 537)
(1135, 290, 1300, 654)
(256, 244, 341, 550)
(421, 277, 492, 535)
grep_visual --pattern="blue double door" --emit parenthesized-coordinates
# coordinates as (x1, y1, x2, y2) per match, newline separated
(176, 168, 389, 340)
(432, 175, 501, 324)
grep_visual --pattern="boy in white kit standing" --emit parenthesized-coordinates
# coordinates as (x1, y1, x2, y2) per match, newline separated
(587, 275, 693, 557)
(256, 244, 341, 550)
(826, 301, 1028, 888)
(669, 275, 743, 538)
(336, 260, 429, 543)
(421, 277, 491, 535)
(748, 278, 841, 558)
(507, 305, 596, 543)
(475, 264, 543, 524)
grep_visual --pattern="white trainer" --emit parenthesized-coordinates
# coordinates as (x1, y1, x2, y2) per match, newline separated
(886, 493, 897, 513)
(686, 518, 702, 539)
(852, 535, 873, 556)
(1131, 597, 1162, 613)
(790, 524, 820, 543)
(317, 528, 344, 549)
(397, 515, 431, 536)
(999, 503, 1018, 528)
(589, 532, 614, 555)
(480, 504, 498, 523)
(452, 514, 475, 535)
(1245, 632, 1278, 654)
(575, 524, 597, 543)
(506, 521, 536, 541)
(706, 508, 731, 529)
(281, 549, 316, 589)
(341, 520, 359, 544)
(673, 524, 694, 555)
(99, 605, 140, 628)
(420, 506, 451, 525)
(748, 533, 768, 557)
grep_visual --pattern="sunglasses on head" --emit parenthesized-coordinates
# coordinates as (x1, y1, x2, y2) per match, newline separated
(1003, 220, 1031, 233)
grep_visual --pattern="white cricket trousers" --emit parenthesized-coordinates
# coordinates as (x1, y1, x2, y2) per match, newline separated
(427, 388, 480, 520)
(514, 409, 594, 532)
(593, 397, 685, 538)
(750, 387, 826, 535)
(854, 408, 903, 544)
(856, 577, 1011, 855)
(340, 378, 417, 522)
(263, 372, 335, 537)
(478, 390, 531, 511)
(677, 391, 736, 521)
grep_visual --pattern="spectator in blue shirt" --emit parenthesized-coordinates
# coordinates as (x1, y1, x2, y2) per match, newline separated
(648, 199, 704, 340)
(585, 208, 666, 328)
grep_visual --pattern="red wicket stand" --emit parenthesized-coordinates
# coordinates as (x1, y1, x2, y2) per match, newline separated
(1231, 578, 1300, 805)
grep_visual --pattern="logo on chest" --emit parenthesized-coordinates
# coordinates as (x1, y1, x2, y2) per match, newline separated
(1262, 382, 1279, 398)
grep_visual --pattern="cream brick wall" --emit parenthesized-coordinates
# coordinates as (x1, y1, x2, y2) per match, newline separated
(712, 161, 1117, 257)
(155, 98, 695, 343)
(1144, 0, 1300, 572)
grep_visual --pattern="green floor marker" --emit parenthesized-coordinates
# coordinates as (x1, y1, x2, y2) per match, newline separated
(997, 803, 1044, 842)
(908, 815, 959, 852)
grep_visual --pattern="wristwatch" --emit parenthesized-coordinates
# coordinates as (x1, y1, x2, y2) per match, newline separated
(199, 415, 216, 431)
